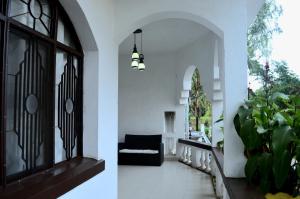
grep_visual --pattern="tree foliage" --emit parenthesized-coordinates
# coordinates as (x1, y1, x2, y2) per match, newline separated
(248, 0, 283, 76)
(189, 69, 211, 131)
(248, 0, 300, 96)
(254, 61, 300, 96)
(272, 61, 300, 95)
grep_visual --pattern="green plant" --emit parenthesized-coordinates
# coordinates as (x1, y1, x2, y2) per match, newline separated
(215, 113, 224, 152)
(234, 64, 300, 195)
(189, 68, 211, 131)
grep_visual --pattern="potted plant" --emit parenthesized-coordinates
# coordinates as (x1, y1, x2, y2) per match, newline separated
(234, 64, 300, 196)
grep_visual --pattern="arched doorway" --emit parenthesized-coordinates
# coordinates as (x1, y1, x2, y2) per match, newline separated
(188, 68, 212, 143)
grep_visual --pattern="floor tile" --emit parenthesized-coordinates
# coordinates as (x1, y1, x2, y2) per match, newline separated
(118, 161, 216, 199)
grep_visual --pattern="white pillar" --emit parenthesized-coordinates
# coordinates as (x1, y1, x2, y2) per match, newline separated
(212, 40, 224, 147)
(223, 27, 248, 177)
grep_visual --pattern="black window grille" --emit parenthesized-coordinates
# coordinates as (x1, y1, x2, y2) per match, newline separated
(0, 0, 83, 186)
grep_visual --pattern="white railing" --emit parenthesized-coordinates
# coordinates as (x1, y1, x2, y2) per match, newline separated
(176, 139, 228, 199)
(176, 139, 212, 173)
(211, 156, 225, 198)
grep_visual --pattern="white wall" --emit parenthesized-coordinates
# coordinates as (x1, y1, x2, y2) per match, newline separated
(50, 0, 263, 198)
(118, 32, 215, 144)
(176, 33, 215, 101)
(118, 53, 185, 142)
(115, 0, 251, 178)
(58, 0, 118, 199)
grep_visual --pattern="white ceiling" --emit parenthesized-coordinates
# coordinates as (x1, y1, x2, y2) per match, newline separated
(119, 18, 211, 55)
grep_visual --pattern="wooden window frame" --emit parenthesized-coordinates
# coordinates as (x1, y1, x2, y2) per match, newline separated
(0, 0, 97, 194)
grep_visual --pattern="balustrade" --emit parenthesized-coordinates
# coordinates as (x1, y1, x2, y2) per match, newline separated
(177, 139, 226, 198)
(177, 139, 212, 174)
(176, 139, 264, 199)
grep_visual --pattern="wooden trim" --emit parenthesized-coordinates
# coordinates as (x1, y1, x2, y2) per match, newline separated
(178, 138, 212, 151)
(212, 148, 264, 199)
(56, 42, 83, 57)
(0, 157, 105, 199)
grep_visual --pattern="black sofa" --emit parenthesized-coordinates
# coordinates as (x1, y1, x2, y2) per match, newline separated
(118, 134, 164, 166)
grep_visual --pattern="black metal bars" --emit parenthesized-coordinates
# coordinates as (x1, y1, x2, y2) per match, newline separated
(0, 0, 84, 186)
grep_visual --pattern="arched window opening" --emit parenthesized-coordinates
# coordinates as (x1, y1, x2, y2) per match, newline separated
(188, 68, 212, 143)
(0, 0, 83, 185)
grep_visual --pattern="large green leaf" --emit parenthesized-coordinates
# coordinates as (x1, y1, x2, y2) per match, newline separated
(295, 143, 300, 161)
(272, 150, 292, 189)
(245, 155, 259, 182)
(272, 126, 294, 154)
(257, 125, 268, 134)
(297, 165, 300, 178)
(271, 92, 289, 101)
(258, 153, 272, 193)
(273, 112, 287, 126)
(279, 111, 294, 126)
(240, 119, 262, 150)
(271, 126, 294, 189)
(234, 114, 241, 135)
(291, 95, 300, 106)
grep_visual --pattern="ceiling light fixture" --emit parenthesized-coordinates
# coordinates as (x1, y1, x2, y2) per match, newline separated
(130, 29, 146, 71)
(138, 29, 145, 71)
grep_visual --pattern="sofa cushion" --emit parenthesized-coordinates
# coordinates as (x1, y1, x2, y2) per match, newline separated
(119, 149, 159, 154)
(125, 134, 162, 149)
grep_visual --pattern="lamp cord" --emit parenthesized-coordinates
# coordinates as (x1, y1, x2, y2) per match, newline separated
(134, 33, 136, 46)
(141, 31, 143, 54)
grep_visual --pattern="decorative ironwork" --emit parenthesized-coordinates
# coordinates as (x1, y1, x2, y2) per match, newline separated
(1, 0, 83, 185)
(12, 40, 50, 171)
(10, 0, 52, 35)
(58, 55, 78, 160)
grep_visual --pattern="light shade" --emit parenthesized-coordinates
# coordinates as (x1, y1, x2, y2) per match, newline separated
(131, 44, 139, 60)
(131, 60, 139, 69)
(138, 54, 145, 71)
(138, 62, 145, 71)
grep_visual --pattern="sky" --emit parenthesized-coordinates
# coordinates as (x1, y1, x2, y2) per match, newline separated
(249, 0, 300, 90)
(271, 0, 300, 76)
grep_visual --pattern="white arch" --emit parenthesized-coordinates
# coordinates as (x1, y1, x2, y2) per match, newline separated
(59, 0, 100, 160)
(59, 0, 98, 51)
(116, 11, 223, 45)
(183, 65, 197, 91)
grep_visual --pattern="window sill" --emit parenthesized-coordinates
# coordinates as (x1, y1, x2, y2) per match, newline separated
(212, 148, 264, 199)
(0, 157, 105, 199)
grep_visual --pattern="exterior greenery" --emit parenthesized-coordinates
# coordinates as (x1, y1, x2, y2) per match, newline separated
(234, 64, 300, 195)
(248, 0, 282, 76)
(236, 0, 300, 195)
(189, 68, 211, 133)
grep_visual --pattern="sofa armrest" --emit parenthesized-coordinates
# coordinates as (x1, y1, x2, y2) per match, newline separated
(160, 143, 164, 163)
(118, 143, 127, 151)
(159, 143, 164, 153)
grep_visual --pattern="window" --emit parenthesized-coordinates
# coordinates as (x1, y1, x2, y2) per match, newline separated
(0, 0, 83, 186)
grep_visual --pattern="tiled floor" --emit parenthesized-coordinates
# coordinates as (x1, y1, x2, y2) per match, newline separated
(118, 161, 216, 199)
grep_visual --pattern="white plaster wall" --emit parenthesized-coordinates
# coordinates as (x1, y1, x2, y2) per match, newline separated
(118, 53, 185, 142)
(115, 0, 250, 178)
(175, 33, 215, 102)
(58, 0, 118, 198)
(118, 32, 215, 149)
(247, 0, 265, 26)
(50, 0, 263, 198)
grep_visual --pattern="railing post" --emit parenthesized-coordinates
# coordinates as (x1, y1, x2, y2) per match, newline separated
(201, 150, 206, 170)
(187, 147, 192, 165)
(176, 142, 184, 161)
(205, 151, 211, 172)
(183, 146, 188, 163)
